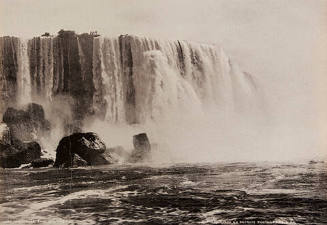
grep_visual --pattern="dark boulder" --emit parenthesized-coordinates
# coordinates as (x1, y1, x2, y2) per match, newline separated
(53, 132, 110, 167)
(2, 103, 51, 142)
(31, 158, 54, 168)
(128, 133, 151, 163)
(27, 103, 45, 121)
(0, 139, 41, 168)
(73, 154, 88, 167)
(0, 144, 21, 168)
(3, 107, 30, 124)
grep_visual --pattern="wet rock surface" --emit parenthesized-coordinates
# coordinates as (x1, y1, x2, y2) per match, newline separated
(2, 103, 51, 142)
(31, 158, 54, 168)
(53, 132, 110, 167)
(128, 133, 151, 163)
(72, 154, 88, 167)
(0, 138, 41, 168)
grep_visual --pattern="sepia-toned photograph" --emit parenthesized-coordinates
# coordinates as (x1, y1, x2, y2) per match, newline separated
(0, 0, 326, 224)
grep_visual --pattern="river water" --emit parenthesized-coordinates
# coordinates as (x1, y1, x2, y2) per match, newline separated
(0, 162, 326, 224)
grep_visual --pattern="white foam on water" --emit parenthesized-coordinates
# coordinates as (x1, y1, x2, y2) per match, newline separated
(0, 185, 128, 224)
(200, 209, 233, 224)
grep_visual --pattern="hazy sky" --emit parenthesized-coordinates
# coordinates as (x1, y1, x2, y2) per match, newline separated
(1, 0, 327, 158)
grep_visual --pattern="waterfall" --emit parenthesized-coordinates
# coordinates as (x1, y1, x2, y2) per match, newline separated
(17, 39, 32, 104)
(27, 37, 54, 102)
(41, 37, 54, 101)
(96, 37, 125, 123)
(0, 32, 259, 126)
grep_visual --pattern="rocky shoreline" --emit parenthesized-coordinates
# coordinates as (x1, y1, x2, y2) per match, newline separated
(0, 103, 152, 169)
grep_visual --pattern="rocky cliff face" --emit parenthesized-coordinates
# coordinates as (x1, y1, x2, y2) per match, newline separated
(0, 31, 258, 128)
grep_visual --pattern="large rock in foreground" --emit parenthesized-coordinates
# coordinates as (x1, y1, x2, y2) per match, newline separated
(0, 139, 41, 168)
(2, 103, 51, 142)
(53, 132, 110, 167)
(128, 133, 151, 163)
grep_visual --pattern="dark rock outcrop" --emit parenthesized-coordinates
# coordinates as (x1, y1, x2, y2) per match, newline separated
(73, 154, 88, 167)
(3, 107, 29, 124)
(0, 138, 41, 168)
(53, 132, 110, 167)
(128, 133, 151, 163)
(2, 103, 51, 141)
(31, 158, 54, 168)
(27, 103, 45, 121)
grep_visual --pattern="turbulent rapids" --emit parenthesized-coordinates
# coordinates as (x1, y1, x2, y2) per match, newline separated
(1, 162, 327, 224)
(0, 31, 257, 125)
